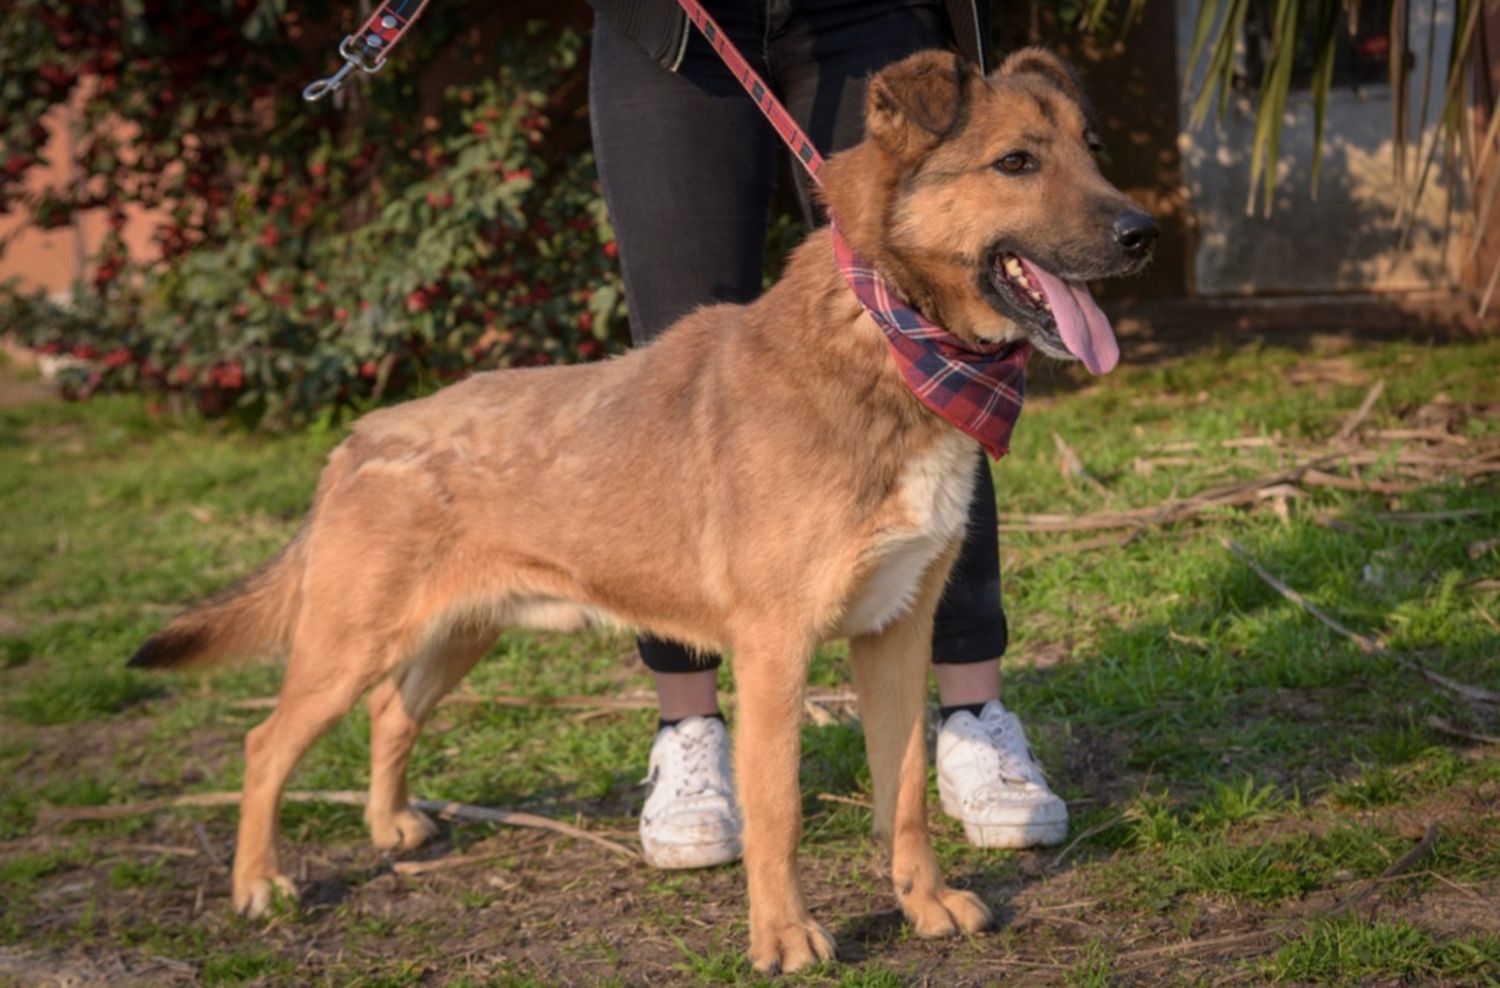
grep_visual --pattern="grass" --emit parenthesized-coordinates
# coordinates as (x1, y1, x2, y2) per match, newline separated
(1265, 918, 1500, 985)
(0, 332, 1497, 985)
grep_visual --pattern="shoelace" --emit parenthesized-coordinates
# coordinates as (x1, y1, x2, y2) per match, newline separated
(645, 726, 728, 800)
(980, 710, 1045, 786)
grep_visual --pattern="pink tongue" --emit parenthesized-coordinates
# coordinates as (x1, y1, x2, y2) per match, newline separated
(1019, 260, 1119, 375)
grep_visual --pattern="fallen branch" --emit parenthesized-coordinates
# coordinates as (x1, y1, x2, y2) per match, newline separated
(230, 693, 663, 713)
(1326, 823, 1439, 918)
(412, 799, 638, 860)
(36, 790, 638, 861)
(391, 850, 510, 876)
(1332, 379, 1385, 443)
(1001, 404, 1498, 543)
(1425, 716, 1500, 746)
(1049, 813, 1126, 869)
(1371, 509, 1494, 523)
(1053, 432, 1110, 498)
(816, 792, 871, 809)
(230, 690, 857, 718)
(1373, 428, 1468, 445)
(1222, 539, 1500, 706)
(1221, 539, 1383, 651)
(1300, 469, 1418, 495)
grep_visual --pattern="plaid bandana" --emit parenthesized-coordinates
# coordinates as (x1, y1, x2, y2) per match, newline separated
(830, 224, 1032, 459)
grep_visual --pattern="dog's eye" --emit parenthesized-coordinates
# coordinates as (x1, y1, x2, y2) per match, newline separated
(994, 152, 1035, 175)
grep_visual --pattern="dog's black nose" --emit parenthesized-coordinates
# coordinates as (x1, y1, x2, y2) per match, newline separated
(1113, 212, 1159, 258)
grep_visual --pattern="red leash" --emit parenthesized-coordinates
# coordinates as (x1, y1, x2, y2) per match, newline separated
(304, 0, 433, 101)
(673, 0, 826, 181)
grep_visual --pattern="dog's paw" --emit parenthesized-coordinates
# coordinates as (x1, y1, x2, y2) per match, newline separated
(233, 873, 297, 918)
(368, 806, 440, 851)
(901, 885, 992, 939)
(748, 918, 837, 974)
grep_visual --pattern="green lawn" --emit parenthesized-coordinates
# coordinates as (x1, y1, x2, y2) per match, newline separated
(1, 334, 1497, 986)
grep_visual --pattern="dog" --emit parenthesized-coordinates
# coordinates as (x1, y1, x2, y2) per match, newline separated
(131, 47, 1155, 973)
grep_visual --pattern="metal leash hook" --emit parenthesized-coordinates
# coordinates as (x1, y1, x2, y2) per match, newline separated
(302, 29, 390, 102)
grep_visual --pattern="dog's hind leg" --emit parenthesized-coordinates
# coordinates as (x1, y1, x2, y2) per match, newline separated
(231, 622, 385, 918)
(848, 547, 993, 940)
(732, 625, 837, 974)
(365, 626, 496, 851)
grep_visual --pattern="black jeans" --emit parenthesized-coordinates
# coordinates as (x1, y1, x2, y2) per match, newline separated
(589, 0, 1007, 673)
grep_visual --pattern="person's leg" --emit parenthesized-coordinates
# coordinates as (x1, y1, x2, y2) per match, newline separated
(590, 4, 778, 867)
(933, 458, 1068, 848)
(931, 459, 1006, 709)
(770, 3, 1064, 847)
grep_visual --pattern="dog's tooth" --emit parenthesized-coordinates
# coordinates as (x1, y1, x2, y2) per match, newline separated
(1004, 258, 1023, 277)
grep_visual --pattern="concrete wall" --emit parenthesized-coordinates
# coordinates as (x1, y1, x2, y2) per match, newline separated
(1174, 0, 1462, 297)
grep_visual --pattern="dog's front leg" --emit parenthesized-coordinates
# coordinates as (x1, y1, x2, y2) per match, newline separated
(849, 547, 993, 939)
(733, 628, 836, 974)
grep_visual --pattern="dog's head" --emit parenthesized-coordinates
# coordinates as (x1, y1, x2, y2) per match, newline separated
(821, 47, 1156, 373)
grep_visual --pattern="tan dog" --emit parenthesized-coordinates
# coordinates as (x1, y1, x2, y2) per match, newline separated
(132, 47, 1154, 973)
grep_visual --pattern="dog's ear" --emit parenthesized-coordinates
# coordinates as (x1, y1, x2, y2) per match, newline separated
(998, 47, 1098, 130)
(866, 50, 976, 157)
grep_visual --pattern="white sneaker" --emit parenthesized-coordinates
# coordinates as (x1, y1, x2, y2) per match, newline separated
(639, 716, 743, 869)
(936, 700, 1068, 848)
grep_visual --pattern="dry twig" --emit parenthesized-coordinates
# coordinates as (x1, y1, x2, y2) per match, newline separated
(1053, 432, 1110, 498)
(1332, 380, 1386, 443)
(1426, 716, 1500, 746)
(1222, 539, 1500, 706)
(230, 690, 857, 719)
(391, 850, 510, 876)
(1049, 813, 1126, 869)
(35, 790, 638, 861)
(815, 792, 871, 809)
(1326, 823, 1440, 918)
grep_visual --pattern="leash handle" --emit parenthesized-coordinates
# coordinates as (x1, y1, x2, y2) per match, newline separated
(304, 0, 433, 102)
(673, 0, 825, 183)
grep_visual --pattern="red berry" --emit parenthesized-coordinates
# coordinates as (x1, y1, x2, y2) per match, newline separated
(212, 362, 244, 389)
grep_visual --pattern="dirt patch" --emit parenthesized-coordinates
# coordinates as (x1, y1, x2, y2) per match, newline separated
(0, 378, 54, 410)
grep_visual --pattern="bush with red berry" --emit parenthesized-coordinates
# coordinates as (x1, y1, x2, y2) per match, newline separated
(0, 3, 628, 425)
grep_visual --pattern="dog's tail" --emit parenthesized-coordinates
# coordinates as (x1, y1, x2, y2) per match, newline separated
(128, 526, 310, 671)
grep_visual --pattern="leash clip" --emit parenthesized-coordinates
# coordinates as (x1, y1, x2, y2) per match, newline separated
(302, 34, 388, 102)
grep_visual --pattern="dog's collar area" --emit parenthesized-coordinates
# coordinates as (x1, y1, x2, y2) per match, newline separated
(830, 223, 1030, 460)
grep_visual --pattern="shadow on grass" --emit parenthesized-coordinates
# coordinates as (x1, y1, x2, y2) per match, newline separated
(945, 472, 1500, 969)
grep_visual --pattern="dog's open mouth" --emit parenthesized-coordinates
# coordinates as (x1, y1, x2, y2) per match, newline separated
(987, 251, 1119, 375)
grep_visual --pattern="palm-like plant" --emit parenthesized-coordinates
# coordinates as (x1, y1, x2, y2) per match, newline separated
(1074, 0, 1498, 315)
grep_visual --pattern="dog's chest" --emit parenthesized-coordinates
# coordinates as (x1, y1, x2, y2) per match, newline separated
(839, 435, 979, 637)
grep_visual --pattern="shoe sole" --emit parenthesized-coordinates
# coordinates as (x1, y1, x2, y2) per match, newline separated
(938, 780, 1069, 849)
(640, 836, 742, 870)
